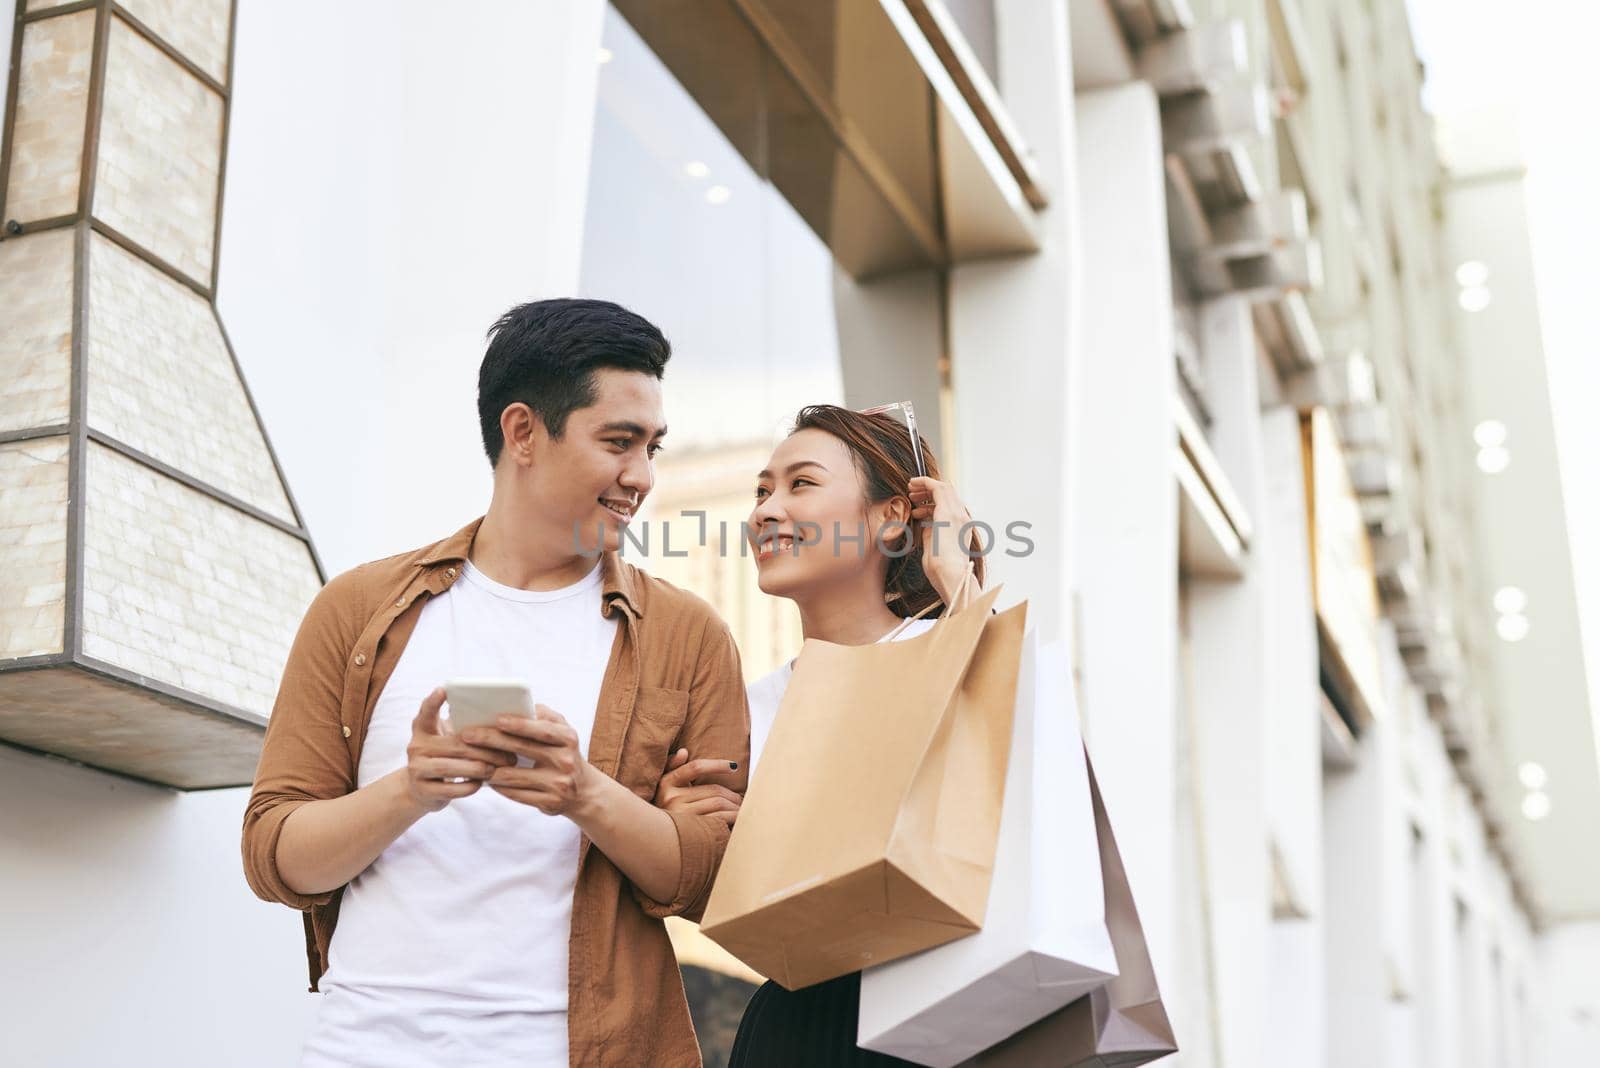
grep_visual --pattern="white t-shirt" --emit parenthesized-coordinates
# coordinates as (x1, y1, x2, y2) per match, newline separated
(745, 616, 936, 774)
(300, 558, 618, 1068)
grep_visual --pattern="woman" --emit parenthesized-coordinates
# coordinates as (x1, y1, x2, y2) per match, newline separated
(655, 404, 984, 1067)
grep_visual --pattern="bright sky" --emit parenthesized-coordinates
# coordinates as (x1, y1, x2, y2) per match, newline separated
(1407, 0, 1600, 758)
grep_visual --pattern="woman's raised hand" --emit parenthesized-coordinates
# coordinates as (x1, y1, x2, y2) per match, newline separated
(907, 475, 978, 607)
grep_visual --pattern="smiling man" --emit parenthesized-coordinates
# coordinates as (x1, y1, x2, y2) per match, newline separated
(242, 298, 749, 1067)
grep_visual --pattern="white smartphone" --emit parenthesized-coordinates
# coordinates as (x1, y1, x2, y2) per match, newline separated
(444, 678, 535, 734)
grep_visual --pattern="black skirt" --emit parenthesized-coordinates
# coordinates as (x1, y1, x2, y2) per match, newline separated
(726, 973, 922, 1068)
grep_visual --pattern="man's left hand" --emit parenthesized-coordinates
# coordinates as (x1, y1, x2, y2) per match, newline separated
(462, 706, 596, 816)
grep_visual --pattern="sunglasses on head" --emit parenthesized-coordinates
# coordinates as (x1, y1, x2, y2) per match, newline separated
(858, 400, 927, 481)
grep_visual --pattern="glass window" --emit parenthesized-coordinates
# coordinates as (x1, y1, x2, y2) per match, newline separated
(580, 6, 844, 456)
(942, 0, 999, 87)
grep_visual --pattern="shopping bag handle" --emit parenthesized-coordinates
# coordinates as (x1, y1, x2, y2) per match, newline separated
(883, 565, 981, 641)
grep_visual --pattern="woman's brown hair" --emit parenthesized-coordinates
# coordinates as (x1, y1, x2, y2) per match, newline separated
(789, 404, 985, 619)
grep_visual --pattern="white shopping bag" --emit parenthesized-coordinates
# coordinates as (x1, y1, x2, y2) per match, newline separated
(857, 632, 1118, 1067)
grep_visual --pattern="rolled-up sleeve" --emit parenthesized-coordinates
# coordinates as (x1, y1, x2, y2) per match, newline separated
(241, 568, 363, 911)
(633, 615, 750, 923)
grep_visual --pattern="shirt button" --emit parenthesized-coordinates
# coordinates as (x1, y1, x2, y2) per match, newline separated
(342, 725, 352, 738)
(395, 597, 406, 607)
(354, 652, 367, 666)
(446, 567, 457, 580)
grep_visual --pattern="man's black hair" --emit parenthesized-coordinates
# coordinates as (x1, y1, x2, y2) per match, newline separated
(477, 298, 671, 467)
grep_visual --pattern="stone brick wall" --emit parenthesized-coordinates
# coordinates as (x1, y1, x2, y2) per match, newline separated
(0, 2, 325, 784)
(80, 442, 321, 719)
(119, 0, 232, 83)
(0, 229, 73, 433)
(94, 16, 223, 283)
(87, 232, 295, 522)
(3, 10, 94, 223)
(0, 436, 69, 661)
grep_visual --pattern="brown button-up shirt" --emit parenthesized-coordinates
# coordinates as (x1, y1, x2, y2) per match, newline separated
(242, 517, 749, 1067)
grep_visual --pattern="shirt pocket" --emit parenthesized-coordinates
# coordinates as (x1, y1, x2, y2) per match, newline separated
(618, 685, 689, 798)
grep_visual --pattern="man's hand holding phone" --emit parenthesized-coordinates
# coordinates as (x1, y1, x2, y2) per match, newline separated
(459, 706, 596, 816)
(441, 684, 726, 906)
(404, 687, 518, 813)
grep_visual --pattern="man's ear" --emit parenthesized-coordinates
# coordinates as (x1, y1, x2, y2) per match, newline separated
(500, 403, 541, 468)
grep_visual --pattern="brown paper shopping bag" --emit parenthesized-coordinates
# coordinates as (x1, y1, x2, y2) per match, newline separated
(958, 751, 1178, 1067)
(700, 585, 1026, 990)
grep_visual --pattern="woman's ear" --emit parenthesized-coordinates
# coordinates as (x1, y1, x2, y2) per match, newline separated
(874, 495, 913, 551)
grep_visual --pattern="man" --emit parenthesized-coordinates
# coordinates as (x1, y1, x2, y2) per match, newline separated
(242, 298, 749, 1067)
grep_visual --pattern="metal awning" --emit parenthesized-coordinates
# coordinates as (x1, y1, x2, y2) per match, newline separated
(612, 0, 1044, 280)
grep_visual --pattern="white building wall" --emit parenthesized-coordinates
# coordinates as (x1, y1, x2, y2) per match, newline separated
(1259, 404, 1327, 1068)
(1533, 921, 1600, 1066)
(0, 745, 315, 1065)
(947, 0, 1081, 647)
(1183, 297, 1275, 1068)
(1322, 721, 1391, 1066)
(1067, 81, 1180, 1015)
(219, 0, 608, 569)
